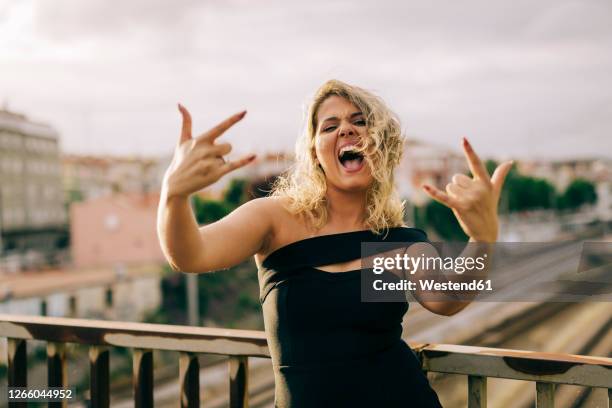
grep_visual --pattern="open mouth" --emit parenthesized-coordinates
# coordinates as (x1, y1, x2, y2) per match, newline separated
(338, 146, 365, 172)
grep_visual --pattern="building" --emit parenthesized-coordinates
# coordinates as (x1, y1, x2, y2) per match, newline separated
(0, 109, 67, 271)
(70, 191, 166, 268)
(62, 154, 161, 203)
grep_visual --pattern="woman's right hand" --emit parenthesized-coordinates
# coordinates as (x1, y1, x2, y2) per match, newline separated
(163, 104, 256, 199)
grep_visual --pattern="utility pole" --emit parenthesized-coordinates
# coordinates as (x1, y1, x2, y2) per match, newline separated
(186, 196, 200, 326)
(0, 188, 4, 260)
(186, 273, 199, 326)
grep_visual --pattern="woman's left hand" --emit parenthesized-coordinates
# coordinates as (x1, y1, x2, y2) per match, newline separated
(422, 138, 513, 242)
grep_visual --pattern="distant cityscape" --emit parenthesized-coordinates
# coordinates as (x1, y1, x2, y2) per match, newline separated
(0, 106, 610, 274)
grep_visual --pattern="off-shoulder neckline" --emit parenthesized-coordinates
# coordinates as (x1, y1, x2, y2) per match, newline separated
(260, 226, 426, 270)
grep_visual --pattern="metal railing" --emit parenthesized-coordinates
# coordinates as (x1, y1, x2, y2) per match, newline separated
(1, 313, 610, 407)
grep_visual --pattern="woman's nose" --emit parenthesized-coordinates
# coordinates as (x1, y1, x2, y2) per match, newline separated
(338, 125, 354, 137)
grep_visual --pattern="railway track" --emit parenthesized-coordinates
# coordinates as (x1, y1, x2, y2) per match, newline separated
(430, 302, 610, 407)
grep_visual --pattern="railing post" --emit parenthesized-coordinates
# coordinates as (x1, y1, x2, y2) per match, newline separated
(179, 352, 199, 408)
(468, 375, 487, 408)
(89, 346, 110, 408)
(229, 356, 249, 408)
(133, 349, 154, 408)
(40, 299, 48, 316)
(536, 382, 554, 408)
(608, 388, 611, 408)
(8, 338, 27, 408)
(48, 342, 67, 408)
(68, 295, 77, 317)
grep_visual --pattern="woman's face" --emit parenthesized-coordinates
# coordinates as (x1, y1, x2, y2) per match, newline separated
(314, 95, 374, 192)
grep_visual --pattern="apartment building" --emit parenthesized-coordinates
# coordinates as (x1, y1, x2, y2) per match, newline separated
(0, 109, 67, 270)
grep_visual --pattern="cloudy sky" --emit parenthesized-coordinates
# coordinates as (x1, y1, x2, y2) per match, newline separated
(1, 0, 611, 161)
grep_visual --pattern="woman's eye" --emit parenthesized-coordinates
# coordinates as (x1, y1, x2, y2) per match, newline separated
(321, 119, 364, 133)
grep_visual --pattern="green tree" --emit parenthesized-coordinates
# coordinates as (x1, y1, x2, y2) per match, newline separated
(557, 178, 597, 210)
(424, 200, 468, 241)
(470, 159, 556, 212)
(490, 161, 556, 212)
(224, 179, 248, 208)
(191, 195, 232, 224)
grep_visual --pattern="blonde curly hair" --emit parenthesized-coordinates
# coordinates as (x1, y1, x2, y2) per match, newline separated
(271, 79, 405, 234)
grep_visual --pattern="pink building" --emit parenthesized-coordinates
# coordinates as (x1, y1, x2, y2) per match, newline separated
(70, 192, 166, 268)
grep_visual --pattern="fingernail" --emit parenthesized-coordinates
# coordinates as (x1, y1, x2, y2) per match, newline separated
(462, 137, 469, 146)
(178, 103, 184, 111)
(422, 185, 430, 191)
(248, 154, 256, 160)
(238, 110, 247, 118)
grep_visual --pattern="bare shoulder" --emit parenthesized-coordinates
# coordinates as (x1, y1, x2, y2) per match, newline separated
(250, 196, 306, 261)
(235, 195, 293, 241)
(253, 196, 296, 233)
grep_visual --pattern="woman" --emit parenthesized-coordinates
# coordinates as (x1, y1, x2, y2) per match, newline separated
(157, 79, 512, 407)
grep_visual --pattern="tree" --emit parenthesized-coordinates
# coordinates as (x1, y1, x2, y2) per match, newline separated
(247, 175, 279, 199)
(191, 195, 232, 224)
(487, 160, 556, 212)
(424, 200, 468, 241)
(224, 179, 248, 208)
(557, 178, 597, 210)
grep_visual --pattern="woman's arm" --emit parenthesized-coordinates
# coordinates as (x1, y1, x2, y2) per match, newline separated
(158, 193, 275, 274)
(157, 104, 269, 274)
(415, 137, 512, 315)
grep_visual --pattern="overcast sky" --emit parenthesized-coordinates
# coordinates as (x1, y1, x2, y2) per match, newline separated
(1, 0, 611, 161)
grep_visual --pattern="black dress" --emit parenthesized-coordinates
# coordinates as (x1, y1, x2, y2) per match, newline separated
(258, 227, 444, 408)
